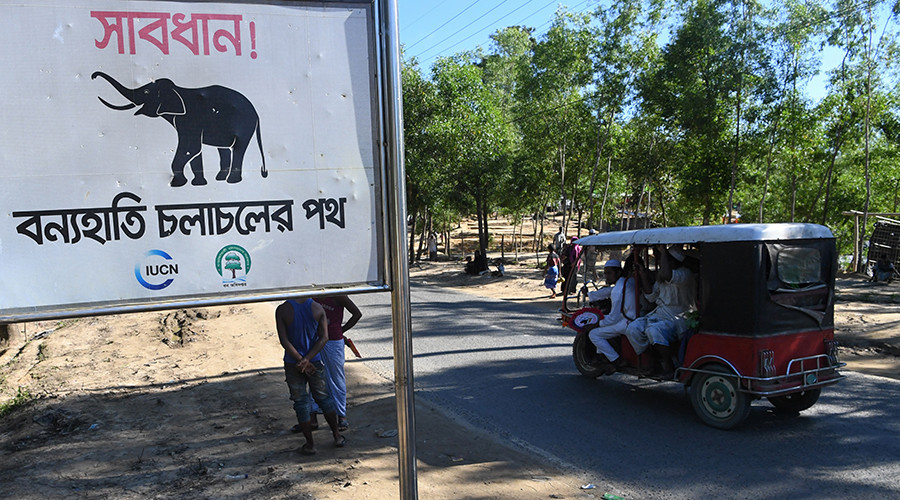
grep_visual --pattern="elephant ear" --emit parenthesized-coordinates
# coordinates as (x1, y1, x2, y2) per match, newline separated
(157, 87, 186, 116)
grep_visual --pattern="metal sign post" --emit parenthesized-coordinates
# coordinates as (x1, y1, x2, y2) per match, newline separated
(378, 0, 418, 497)
(0, 0, 416, 494)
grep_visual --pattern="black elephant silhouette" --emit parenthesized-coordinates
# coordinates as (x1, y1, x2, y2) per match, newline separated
(92, 71, 267, 187)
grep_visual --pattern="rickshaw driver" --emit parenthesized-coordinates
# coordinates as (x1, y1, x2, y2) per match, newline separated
(585, 259, 638, 374)
(625, 244, 697, 378)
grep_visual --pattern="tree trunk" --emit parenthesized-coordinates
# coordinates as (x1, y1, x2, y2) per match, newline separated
(860, 8, 873, 272)
(894, 178, 899, 212)
(728, 0, 749, 224)
(819, 130, 844, 226)
(758, 103, 783, 222)
(407, 208, 418, 263)
(475, 192, 488, 255)
(790, 174, 797, 222)
(588, 108, 615, 229)
(559, 144, 567, 231)
(635, 183, 646, 229)
(570, 175, 580, 236)
(788, 52, 799, 223)
(415, 211, 428, 262)
(660, 185, 668, 227)
(820, 47, 852, 228)
(599, 157, 611, 231)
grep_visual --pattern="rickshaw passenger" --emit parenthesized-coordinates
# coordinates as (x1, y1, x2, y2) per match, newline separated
(625, 245, 697, 378)
(586, 259, 637, 374)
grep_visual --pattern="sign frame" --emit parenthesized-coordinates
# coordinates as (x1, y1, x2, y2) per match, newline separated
(0, 0, 392, 323)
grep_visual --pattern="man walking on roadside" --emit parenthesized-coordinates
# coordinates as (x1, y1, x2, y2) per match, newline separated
(553, 227, 566, 256)
(276, 297, 346, 454)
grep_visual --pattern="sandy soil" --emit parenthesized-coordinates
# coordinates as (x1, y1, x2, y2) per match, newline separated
(0, 302, 590, 500)
(1, 247, 897, 499)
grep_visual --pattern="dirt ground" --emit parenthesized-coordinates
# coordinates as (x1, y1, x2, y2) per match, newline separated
(1, 243, 898, 499)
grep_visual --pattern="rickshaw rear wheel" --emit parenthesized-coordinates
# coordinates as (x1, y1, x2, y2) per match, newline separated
(767, 389, 821, 413)
(689, 364, 751, 430)
(573, 329, 605, 378)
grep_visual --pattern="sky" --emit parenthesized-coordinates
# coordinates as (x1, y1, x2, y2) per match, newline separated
(398, 0, 587, 69)
(395, 0, 857, 101)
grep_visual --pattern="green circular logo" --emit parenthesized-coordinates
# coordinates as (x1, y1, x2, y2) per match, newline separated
(215, 245, 251, 279)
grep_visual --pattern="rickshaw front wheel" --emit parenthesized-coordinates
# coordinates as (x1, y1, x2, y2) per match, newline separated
(767, 389, 821, 413)
(689, 364, 751, 430)
(572, 329, 605, 378)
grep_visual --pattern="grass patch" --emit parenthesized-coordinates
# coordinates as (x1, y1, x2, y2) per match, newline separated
(54, 318, 81, 330)
(37, 343, 49, 362)
(0, 387, 32, 418)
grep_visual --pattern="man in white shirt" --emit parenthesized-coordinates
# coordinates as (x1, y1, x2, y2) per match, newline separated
(553, 227, 566, 256)
(625, 245, 696, 378)
(587, 259, 638, 375)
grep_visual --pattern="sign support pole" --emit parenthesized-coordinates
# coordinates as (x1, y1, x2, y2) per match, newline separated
(379, 0, 417, 498)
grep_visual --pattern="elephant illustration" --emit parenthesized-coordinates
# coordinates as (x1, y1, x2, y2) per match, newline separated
(92, 71, 267, 187)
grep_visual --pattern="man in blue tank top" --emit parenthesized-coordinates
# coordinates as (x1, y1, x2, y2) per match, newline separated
(275, 298, 346, 454)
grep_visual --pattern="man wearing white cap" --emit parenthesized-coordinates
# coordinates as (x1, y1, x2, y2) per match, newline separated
(625, 244, 697, 378)
(585, 258, 637, 375)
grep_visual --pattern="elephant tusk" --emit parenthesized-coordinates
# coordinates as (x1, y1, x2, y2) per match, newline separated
(97, 96, 136, 111)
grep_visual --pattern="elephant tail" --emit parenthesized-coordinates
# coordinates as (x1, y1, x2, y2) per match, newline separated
(256, 120, 267, 178)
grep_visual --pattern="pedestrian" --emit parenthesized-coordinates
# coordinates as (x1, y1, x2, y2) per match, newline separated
(427, 232, 438, 260)
(543, 244, 561, 298)
(561, 236, 582, 296)
(309, 295, 362, 432)
(275, 297, 346, 454)
(553, 227, 566, 255)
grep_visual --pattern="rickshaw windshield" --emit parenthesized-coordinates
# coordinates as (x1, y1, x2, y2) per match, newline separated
(770, 245, 824, 290)
(756, 240, 834, 330)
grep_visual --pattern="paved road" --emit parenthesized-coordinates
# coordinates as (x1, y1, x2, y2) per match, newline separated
(350, 284, 900, 499)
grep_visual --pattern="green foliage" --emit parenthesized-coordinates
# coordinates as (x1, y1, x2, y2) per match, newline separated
(0, 387, 33, 418)
(401, 0, 900, 257)
(37, 343, 49, 362)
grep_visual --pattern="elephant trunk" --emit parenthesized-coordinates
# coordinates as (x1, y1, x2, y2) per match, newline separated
(91, 71, 138, 110)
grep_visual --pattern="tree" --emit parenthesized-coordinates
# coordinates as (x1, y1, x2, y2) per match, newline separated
(640, 0, 746, 224)
(590, 0, 664, 228)
(401, 55, 445, 261)
(430, 53, 516, 255)
(516, 9, 596, 232)
(754, 0, 826, 222)
(224, 253, 242, 279)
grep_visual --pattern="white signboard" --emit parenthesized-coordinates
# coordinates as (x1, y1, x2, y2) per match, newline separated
(0, 0, 385, 321)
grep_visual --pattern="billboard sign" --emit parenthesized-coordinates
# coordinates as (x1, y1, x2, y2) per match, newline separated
(0, 0, 385, 321)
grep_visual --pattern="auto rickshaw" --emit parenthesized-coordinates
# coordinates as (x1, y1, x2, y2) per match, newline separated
(561, 223, 845, 429)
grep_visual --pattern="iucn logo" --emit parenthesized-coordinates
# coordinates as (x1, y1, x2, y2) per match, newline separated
(135, 249, 178, 290)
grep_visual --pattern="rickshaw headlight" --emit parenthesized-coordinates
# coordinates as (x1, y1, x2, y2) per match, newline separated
(759, 349, 775, 378)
